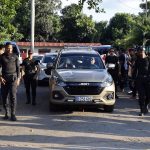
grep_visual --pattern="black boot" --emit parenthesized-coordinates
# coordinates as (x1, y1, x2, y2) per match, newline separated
(3, 108, 9, 120)
(139, 113, 144, 116)
(3, 113, 9, 120)
(144, 105, 149, 114)
(11, 114, 17, 121)
(139, 105, 145, 116)
(32, 96, 36, 106)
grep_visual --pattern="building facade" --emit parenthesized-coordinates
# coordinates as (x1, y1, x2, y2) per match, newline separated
(17, 42, 102, 54)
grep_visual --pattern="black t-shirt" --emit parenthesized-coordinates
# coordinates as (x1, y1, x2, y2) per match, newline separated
(105, 55, 119, 71)
(22, 58, 38, 75)
(133, 57, 150, 78)
(0, 53, 20, 78)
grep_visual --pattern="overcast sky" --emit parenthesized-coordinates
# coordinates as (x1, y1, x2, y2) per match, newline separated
(61, 0, 143, 22)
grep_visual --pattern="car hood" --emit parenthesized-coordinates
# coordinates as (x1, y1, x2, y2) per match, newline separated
(55, 69, 109, 82)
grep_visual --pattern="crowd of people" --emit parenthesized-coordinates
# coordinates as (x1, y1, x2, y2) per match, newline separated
(0, 42, 149, 122)
(105, 47, 150, 116)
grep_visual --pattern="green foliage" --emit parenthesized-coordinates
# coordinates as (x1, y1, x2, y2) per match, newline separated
(35, 0, 61, 41)
(13, 0, 61, 42)
(0, 0, 22, 42)
(93, 21, 107, 43)
(78, 0, 104, 13)
(60, 4, 96, 42)
(105, 13, 133, 45)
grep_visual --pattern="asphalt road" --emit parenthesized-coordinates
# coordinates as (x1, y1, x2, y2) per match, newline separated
(0, 83, 150, 150)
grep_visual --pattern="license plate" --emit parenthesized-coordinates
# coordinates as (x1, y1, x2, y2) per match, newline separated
(75, 96, 92, 102)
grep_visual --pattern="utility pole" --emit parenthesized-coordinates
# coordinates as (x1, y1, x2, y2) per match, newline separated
(31, 0, 35, 52)
(145, 0, 148, 18)
(142, 0, 148, 49)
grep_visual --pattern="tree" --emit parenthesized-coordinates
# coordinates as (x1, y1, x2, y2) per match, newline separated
(93, 21, 107, 43)
(13, 0, 62, 42)
(13, 0, 30, 41)
(78, 0, 104, 13)
(121, 2, 150, 48)
(60, 4, 96, 42)
(35, 0, 61, 41)
(105, 13, 133, 46)
(0, 0, 23, 43)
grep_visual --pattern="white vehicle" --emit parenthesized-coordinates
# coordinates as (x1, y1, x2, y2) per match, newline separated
(32, 53, 44, 63)
(38, 52, 58, 85)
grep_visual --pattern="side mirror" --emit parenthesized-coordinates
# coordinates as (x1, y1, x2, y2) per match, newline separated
(46, 62, 54, 69)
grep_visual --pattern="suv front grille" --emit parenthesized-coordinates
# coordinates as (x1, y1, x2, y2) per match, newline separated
(64, 86, 103, 95)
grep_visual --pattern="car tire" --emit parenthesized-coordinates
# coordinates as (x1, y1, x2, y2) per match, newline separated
(49, 101, 58, 112)
(104, 105, 114, 112)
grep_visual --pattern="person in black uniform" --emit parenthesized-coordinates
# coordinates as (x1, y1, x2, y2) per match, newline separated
(0, 42, 20, 121)
(133, 48, 150, 116)
(105, 48, 120, 98)
(21, 50, 39, 105)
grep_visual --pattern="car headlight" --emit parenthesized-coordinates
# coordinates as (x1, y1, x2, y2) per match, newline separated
(100, 75, 113, 87)
(53, 76, 66, 86)
(40, 64, 46, 71)
(41, 67, 45, 71)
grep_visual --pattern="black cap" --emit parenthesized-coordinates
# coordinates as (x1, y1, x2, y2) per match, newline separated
(28, 50, 33, 54)
(5, 42, 12, 46)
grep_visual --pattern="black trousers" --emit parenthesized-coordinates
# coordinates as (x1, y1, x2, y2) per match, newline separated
(23, 75, 37, 103)
(136, 76, 150, 113)
(1, 80, 17, 115)
(108, 69, 118, 94)
(119, 69, 128, 90)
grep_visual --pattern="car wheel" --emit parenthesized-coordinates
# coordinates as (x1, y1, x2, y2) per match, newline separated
(49, 101, 58, 112)
(104, 105, 114, 112)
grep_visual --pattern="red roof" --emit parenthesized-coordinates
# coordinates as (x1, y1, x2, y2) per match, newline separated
(17, 42, 101, 47)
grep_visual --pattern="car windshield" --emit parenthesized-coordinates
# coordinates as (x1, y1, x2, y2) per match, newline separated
(42, 55, 57, 63)
(33, 55, 43, 61)
(57, 54, 105, 69)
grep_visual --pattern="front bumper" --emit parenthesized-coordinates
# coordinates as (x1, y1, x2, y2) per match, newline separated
(49, 82, 115, 106)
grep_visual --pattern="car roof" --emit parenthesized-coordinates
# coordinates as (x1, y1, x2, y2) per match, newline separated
(32, 53, 44, 56)
(44, 52, 58, 56)
(61, 49, 99, 55)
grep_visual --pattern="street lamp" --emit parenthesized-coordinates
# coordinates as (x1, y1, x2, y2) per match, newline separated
(31, 0, 35, 52)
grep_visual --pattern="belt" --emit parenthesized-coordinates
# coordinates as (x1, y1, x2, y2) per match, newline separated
(3, 73, 17, 76)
